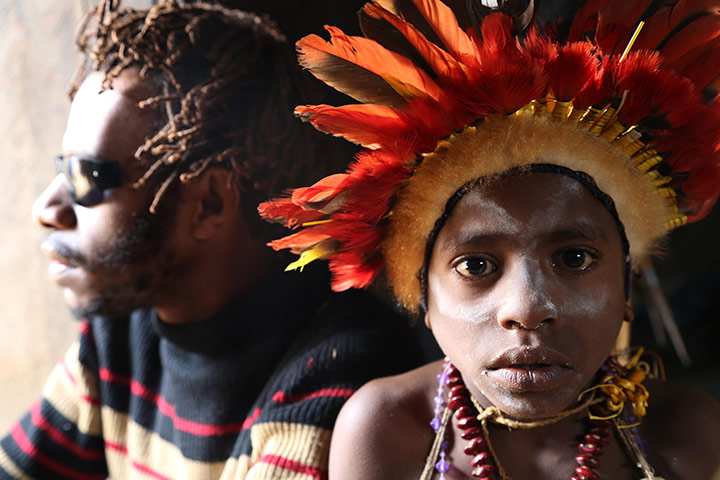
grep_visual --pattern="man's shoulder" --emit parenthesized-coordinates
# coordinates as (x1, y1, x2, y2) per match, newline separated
(283, 289, 423, 377)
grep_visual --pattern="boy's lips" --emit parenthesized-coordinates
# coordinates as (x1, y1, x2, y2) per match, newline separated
(486, 346, 573, 392)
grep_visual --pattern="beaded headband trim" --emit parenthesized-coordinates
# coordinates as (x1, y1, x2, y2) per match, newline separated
(259, 0, 720, 311)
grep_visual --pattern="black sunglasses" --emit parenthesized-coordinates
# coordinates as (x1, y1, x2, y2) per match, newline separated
(54, 155, 126, 207)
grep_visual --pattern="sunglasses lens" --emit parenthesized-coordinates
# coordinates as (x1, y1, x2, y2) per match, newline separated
(54, 155, 125, 207)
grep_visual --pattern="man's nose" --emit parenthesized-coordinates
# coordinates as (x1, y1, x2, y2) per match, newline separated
(32, 175, 77, 230)
(495, 259, 558, 331)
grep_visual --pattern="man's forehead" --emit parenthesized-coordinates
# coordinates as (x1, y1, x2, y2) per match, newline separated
(62, 70, 159, 165)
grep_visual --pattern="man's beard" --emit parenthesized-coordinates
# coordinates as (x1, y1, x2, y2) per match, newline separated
(67, 200, 179, 320)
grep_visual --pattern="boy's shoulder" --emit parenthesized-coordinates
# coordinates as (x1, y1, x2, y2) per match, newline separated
(642, 379, 720, 480)
(328, 360, 443, 480)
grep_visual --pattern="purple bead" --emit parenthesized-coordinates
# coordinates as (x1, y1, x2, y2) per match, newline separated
(434, 395, 444, 405)
(440, 441, 448, 450)
(435, 459, 450, 474)
(430, 417, 442, 431)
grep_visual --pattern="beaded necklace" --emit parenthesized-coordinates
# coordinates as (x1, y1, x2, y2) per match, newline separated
(428, 352, 659, 480)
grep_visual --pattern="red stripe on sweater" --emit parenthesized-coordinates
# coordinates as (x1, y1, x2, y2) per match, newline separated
(104, 440, 128, 454)
(131, 460, 174, 480)
(104, 441, 172, 480)
(60, 352, 100, 406)
(29, 402, 104, 461)
(80, 394, 101, 406)
(256, 454, 327, 479)
(61, 357, 77, 385)
(241, 408, 262, 430)
(272, 387, 355, 404)
(10, 423, 105, 480)
(79, 320, 91, 337)
(98, 368, 255, 436)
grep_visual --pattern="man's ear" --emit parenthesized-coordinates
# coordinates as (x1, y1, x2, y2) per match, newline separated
(184, 167, 240, 241)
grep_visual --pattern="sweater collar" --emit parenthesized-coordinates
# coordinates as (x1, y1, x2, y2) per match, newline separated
(151, 264, 331, 355)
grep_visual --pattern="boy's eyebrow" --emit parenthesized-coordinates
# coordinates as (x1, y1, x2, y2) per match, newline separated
(446, 221, 609, 249)
(546, 222, 608, 243)
(446, 232, 509, 249)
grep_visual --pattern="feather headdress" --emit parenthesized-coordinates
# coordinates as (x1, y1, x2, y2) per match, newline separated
(260, 0, 720, 311)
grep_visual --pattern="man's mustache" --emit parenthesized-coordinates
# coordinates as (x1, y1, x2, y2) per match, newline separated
(43, 235, 88, 268)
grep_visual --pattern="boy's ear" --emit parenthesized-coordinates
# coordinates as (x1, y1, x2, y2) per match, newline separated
(623, 303, 634, 323)
(185, 167, 240, 240)
(424, 312, 432, 330)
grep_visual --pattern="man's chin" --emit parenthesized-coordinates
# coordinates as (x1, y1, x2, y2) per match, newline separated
(64, 291, 140, 320)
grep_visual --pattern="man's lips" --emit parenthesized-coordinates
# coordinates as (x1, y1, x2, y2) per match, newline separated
(486, 347, 573, 392)
(40, 238, 81, 283)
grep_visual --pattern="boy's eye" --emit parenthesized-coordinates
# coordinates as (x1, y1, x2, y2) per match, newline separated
(454, 256, 497, 278)
(555, 249, 596, 271)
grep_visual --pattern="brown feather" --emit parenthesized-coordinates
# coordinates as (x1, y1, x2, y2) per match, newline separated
(359, 7, 437, 76)
(374, 0, 446, 46)
(297, 29, 444, 107)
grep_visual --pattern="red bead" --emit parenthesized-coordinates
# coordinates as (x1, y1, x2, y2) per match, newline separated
(589, 418, 612, 428)
(471, 452, 491, 467)
(590, 405, 611, 417)
(575, 454, 600, 469)
(453, 405, 473, 419)
(463, 437, 488, 455)
(457, 416, 480, 429)
(589, 426, 611, 439)
(450, 385, 468, 397)
(578, 443, 603, 455)
(584, 433, 607, 446)
(575, 466, 598, 480)
(461, 427, 483, 440)
(448, 395, 470, 411)
(446, 375, 463, 386)
(447, 364, 459, 376)
(471, 464, 496, 477)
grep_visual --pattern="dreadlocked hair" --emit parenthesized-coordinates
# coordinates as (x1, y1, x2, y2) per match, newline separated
(72, 0, 335, 237)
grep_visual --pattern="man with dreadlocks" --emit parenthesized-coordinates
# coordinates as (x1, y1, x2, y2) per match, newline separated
(0, 1, 421, 478)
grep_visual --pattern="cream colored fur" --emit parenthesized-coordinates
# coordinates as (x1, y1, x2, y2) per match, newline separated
(382, 114, 672, 312)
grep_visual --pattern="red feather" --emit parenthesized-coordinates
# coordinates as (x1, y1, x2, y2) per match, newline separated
(634, 0, 720, 50)
(549, 42, 599, 101)
(295, 104, 409, 149)
(258, 198, 326, 229)
(329, 252, 384, 291)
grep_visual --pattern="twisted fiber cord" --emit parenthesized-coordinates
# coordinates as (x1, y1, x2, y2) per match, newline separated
(420, 406, 453, 480)
(470, 394, 602, 480)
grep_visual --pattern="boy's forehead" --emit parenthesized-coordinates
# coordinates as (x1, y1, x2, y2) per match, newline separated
(441, 173, 617, 245)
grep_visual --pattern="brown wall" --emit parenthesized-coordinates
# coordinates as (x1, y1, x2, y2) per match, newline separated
(0, 0, 152, 433)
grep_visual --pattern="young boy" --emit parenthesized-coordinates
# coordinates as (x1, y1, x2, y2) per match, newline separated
(261, 0, 720, 478)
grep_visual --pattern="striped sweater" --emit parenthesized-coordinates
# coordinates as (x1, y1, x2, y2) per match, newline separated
(0, 270, 421, 479)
